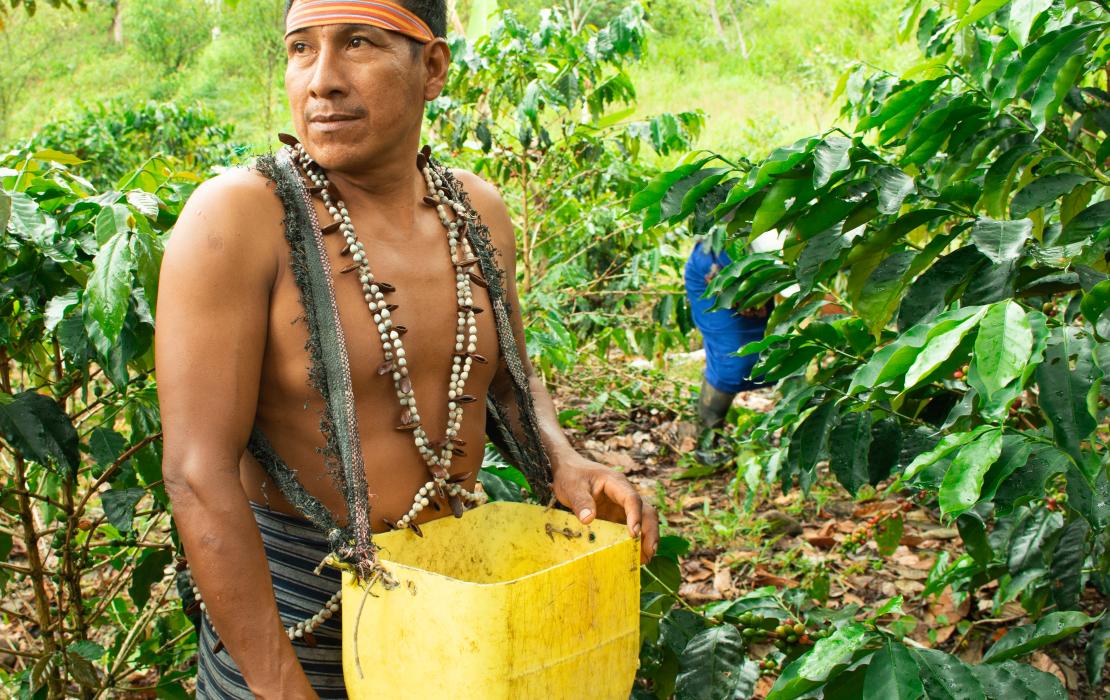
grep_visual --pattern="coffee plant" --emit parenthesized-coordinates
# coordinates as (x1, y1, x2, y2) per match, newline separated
(0, 147, 198, 697)
(633, 0, 1110, 696)
(23, 100, 246, 189)
(428, 3, 703, 376)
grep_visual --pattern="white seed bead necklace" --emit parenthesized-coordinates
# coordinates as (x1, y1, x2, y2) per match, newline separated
(288, 142, 488, 534)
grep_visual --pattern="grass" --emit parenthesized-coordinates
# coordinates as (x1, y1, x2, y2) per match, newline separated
(2, 0, 915, 160)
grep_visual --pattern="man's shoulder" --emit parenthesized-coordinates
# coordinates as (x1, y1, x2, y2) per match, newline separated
(448, 168, 515, 254)
(188, 166, 280, 212)
(165, 166, 284, 278)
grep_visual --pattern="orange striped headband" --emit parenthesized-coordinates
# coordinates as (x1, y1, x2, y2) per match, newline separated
(285, 0, 435, 44)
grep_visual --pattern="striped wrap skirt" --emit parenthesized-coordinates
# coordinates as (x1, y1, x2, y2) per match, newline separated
(195, 502, 347, 698)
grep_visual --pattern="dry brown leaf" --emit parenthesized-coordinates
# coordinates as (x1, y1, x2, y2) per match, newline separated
(853, 500, 901, 517)
(679, 581, 723, 604)
(891, 566, 931, 581)
(920, 527, 960, 540)
(955, 635, 985, 664)
(713, 562, 737, 598)
(1031, 652, 1066, 687)
(683, 495, 711, 511)
(752, 567, 799, 588)
(895, 580, 925, 596)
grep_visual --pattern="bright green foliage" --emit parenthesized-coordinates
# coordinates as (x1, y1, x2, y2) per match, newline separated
(0, 148, 199, 695)
(429, 4, 703, 375)
(25, 100, 246, 190)
(634, 0, 1109, 695)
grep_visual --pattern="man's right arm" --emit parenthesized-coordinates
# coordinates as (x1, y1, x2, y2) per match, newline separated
(154, 171, 319, 699)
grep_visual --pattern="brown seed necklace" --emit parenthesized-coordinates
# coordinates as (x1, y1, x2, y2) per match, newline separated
(287, 139, 490, 532)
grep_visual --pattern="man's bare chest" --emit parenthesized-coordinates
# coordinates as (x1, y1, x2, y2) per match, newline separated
(257, 223, 501, 414)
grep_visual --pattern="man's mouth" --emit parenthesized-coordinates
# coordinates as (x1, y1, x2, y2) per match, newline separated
(309, 113, 361, 123)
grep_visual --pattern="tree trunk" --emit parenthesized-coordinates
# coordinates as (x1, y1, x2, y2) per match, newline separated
(706, 0, 728, 45)
(111, 1, 124, 45)
(449, 0, 465, 35)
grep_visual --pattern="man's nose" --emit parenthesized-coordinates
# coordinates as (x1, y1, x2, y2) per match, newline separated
(307, 42, 350, 100)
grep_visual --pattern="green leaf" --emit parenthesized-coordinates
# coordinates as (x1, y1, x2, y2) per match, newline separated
(1049, 517, 1088, 610)
(1080, 280, 1110, 341)
(752, 177, 803, 238)
(861, 78, 945, 143)
(971, 660, 1067, 699)
(1060, 200, 1110, 244)
(902, 425, 994, 483)
(0, 190, 10, 234)
(87, 230, 134, 343)
(1008, 507, 1065, 574)
(89, 427, 127, 471)
(32, 148, 86, 165)
(910, 647, 986, 700)
(1035, 327, 1101, 471)
(44, 291, 81, 333)
(875, 167, 916, 215)
(980, 144, 1038, 219)
(0, 391, 80, 473)
(973, 301, 1033, 395)
(1085, 613, 1110, 682)
(661, 609, 706, 656)
(630, 156, 715, 214)
(785, 401, 837, 489)
(798, 623, 870, 681)
(1008, 0, 1053, 45)
(814, 134, 852, 188)
(903, 305, 989, 389)
(129, 549, 172, 610)
(94, 203, 132, 246)
(1030, 45, 1089, 133)
(856, 251, 917, 335)
(100, 487, 145, 533)
(674, 625, 756, 700)
(1010, 174, 1092, 219)
(478, 467, 525, 502)
(955, 0, 1011, 30)
(863, 638, 924, 700)
(897, 246, 984, 329)
(68, 640, 106, 661)
(970, 218, 1032, 264)
(767, 624, 871, 700)
(829, 410, 873, 494)
(875, 513, 904, 556)
(983, 611, 1095, 662)
(939, 428, 1004, 516)
(957, 513, 993, 565)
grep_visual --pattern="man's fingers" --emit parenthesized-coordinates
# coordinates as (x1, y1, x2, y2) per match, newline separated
(640, 504, 660, 564)
(601, 475, 643, 539)
(566, 480, 597, 524)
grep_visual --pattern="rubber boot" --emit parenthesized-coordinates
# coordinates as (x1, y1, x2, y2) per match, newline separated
(694, 377, 736, 465)
(696, 376, 736, 431)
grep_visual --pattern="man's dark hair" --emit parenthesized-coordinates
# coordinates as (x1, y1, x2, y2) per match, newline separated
(284, 0, 448, 39)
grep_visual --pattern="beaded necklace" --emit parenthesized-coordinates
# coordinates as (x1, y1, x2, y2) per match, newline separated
(190, 140, 493, 649)
(284, 137, 490, 533)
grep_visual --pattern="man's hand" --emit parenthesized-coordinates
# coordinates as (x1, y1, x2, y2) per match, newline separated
(551, 455, 660, 564)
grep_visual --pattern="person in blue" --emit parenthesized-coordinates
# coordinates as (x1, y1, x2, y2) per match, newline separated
(684, 237, 770, 439)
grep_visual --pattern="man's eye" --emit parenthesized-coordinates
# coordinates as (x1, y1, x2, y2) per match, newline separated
(351, 36, 369, 48)
(291, 42, 308, 54)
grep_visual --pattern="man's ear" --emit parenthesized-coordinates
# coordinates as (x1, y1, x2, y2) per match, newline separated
(422, 38, 451, 101)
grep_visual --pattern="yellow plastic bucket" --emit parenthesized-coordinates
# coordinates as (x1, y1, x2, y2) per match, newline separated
(341, 500, 640, 699)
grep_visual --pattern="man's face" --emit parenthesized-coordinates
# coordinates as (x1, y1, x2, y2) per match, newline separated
(284, 21, 444, 173)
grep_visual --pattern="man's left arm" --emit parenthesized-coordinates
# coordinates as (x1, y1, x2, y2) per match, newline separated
(457, 170, 659, 563)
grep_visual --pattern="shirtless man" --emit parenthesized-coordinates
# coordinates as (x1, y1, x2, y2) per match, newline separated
(154, 0, 658, 697)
